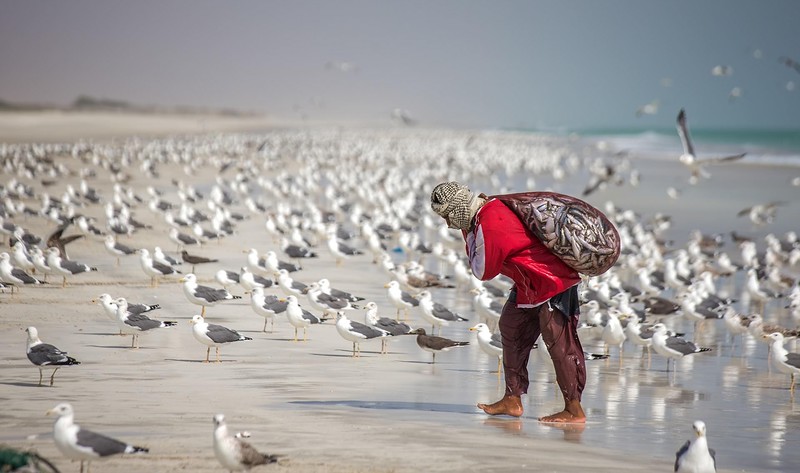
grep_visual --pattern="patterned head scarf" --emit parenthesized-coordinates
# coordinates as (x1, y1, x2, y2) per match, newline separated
(430, 181, 482, 230)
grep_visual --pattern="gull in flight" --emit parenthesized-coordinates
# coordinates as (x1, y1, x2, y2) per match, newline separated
(676, 108, 745, 184)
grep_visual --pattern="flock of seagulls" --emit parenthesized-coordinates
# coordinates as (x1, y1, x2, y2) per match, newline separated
(1, 126, 797, 471)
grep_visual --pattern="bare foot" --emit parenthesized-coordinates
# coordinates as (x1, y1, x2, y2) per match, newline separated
(538, 410, 586, 423)
(477, 394, 523, 417)
(538, 400, 586, 423)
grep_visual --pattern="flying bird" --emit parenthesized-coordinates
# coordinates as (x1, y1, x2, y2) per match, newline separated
(676, 108, 745, 184)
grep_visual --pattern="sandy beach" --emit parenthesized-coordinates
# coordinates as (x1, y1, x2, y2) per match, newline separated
(1, 112, 798, 473)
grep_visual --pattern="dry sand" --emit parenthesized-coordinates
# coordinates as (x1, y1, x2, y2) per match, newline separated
(0, 112, 777, 472)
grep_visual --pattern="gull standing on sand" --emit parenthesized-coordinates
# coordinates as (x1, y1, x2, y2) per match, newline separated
(0, 251, 45, 292)
(47, 402, 148, 473)
(282, 295, 325, 341)
(766, 332, 800, 396)
(115, 297, 177, 348)
(190, 315, 252, 363)
(25, 326, 80, 386)
(103, 235, 137, 266)
(384, 280, 419, 319)
(675, 420, 717, 473)
(238, 266, 273, 292)
(676, 108, 745, 184)
(364, 301, 414, 354)
(470, 323, 503, 373)
(138, 248, 181, 287)
(213, 414, 280, 472)
(180, 273, 242, 317)
(325, 225, 363, 265)
(46, 247, 97, 288)
(335, 311, 388, 357)
(415, 290, 468, 334)
(275, 269, 308, 297)
(248, 286, 288, 332)
(412, 328, 469, 364)
(651, 323, 712, 373)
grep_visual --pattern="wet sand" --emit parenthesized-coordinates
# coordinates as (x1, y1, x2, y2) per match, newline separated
(1, 112, 797, 472)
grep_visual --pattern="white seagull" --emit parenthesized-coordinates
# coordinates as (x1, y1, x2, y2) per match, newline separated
(180, 273, 242, 317)
(335, 311, 388, 357)
(190, 315, 252, 363)
(675, 420, 716, 473)
(470, 322, 503, 373)
(676, 108, 745, 184)
(46, 403, 148, 473)
(25, 326, 80, 386)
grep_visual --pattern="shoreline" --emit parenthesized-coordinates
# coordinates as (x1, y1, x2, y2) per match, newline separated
(0, 113, 792, 472)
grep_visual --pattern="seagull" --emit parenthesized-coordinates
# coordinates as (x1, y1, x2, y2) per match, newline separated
(45, 247, 97, 288)
(190, 315, 252, 363)
(0, 251, 45, 293)
(335, 311, 388, 357)
(153, 246, 181, 267)
(675, 420, 717, 473)
(25, 326, 80, 386)
(325, 226, 363, 265)
(215, 269, 241, 290)
(651, 323, 712, 373)
(283, 295, 326, 341)
(318, 277, 365, 302)
(415, 290, 468, 334)
(181, 249, 219, 273)
(115, 297, 177, 349)
(169, 226, 201, 250)
(275, 269, 308, 297)
(180, 273, 242, 317)
(412, 328, 469, 364)
(305, 282, 359, 316)
(248, 286, 288, 332)
(46, 402, 148, 473)
(364, 301, 414, 354)
(470, 323, 503, 373)
(263, 250, 301, 273)
(137, 248, 181, 287)
(103, 235, 137, 266)
(766, 332, 800, 396)
(676, 108, 745, 184)
(213, 414, 280, 472)
(384, 280, 419, 319)
(471, 287, 503, 329)
(238, 266, 273, 292)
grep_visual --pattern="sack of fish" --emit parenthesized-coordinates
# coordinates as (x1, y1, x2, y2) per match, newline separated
(496, 192, 620, 276)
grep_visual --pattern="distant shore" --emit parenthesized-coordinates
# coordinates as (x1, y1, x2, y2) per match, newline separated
(0, 110, 300, 143)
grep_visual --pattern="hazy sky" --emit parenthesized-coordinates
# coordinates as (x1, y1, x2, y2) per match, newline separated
(1, 0, 799, 130)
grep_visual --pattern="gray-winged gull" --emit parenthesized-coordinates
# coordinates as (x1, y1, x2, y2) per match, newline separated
(213, 414, 280, 471)
(470, 322, 503, 373)
(190, 314, 253, 362)
(137, 248, 181, 287)
(384, 280, 419, 320)
(364, 301, 413, 354)
(0, 251, 45, 293)
(46, 402, 148, 473)
(115, 297, 177, 348)
(25, 326, 80, 386)
(335, 311, 388, 357)
(180, 273, 242, 317)
(651, 323, 712, 372)
(766, 332, 800, 396)
(45, 247, 97, 288)
(282, 295, 325, 341)
(415, 290, 468, 334)
(248, 286, 288, 332)
(675, 420, 716, 472)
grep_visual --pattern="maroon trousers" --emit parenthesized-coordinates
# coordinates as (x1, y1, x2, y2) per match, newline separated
(499, 299, 586, 401)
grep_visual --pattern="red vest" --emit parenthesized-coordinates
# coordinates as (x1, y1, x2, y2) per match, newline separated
(465, 199, 580, 306)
